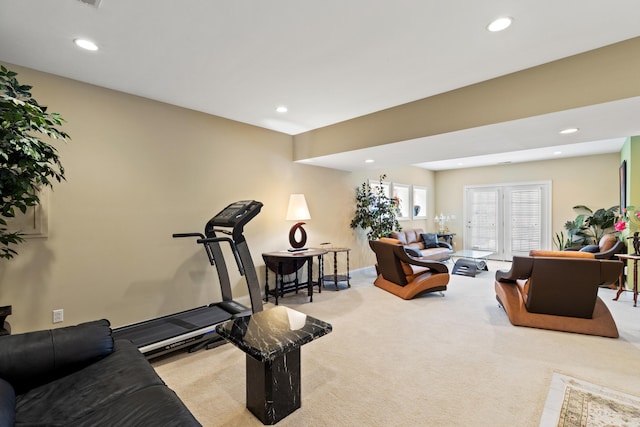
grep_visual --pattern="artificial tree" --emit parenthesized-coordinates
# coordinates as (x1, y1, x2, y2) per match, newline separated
(0, 65, 69, 259)
(350, 174, 401, 240)
(0, 65, 69, 334)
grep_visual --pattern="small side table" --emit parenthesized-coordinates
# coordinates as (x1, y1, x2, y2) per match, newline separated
(614, 253, 639, 307)
(216, 306, 332, 425)
(320, 247, 351, 290)
(262, 249, 326, 304)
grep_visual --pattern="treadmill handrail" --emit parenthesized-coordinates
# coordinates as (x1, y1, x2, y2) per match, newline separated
(172, 233, 205, 239)
(197, 237, 245, 276)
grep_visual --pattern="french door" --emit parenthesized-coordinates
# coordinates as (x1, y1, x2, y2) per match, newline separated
(464, 182, 551, 260)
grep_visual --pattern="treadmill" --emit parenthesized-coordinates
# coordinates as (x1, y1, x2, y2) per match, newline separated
(113, 200, 264, 359)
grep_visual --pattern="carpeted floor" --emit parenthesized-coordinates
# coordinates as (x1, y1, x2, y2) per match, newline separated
(152, 261, 640, 427)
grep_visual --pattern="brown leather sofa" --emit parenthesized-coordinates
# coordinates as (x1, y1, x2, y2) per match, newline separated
(369, 238, 450, 300)
(494, 250, 621, 338)
(389, 228, 452, 261)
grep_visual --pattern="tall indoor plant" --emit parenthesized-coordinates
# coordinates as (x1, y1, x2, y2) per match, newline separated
(350, 174, 401, 240)
(0, 65, 69, 334)
(0, 65, 69, 259)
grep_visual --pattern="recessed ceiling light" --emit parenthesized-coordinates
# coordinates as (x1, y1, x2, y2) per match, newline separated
(559, 128, 579, 134)
(365, 159, 375, 164)
(276, 106, 288, 113)
(73, 38, 98, 51)
(487, 17, 513, 32)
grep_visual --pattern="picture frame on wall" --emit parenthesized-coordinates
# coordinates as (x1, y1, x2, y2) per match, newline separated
(412, 186, 428, 219)
(3, 187, 49, 238)
(620, 160, 627, 211)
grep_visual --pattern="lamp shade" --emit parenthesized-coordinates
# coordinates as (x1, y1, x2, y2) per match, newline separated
(286, 194, 311, 221)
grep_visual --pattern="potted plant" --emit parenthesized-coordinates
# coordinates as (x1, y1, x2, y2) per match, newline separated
(0, 65, 70, 333)
(553, 231, 571, 251)
(563, 205, 619, 247)
(350, 174, 401, 240)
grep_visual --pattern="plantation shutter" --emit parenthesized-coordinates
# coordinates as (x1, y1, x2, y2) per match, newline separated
(466, 188, 499, 252)
(465, 182, 551, 259)
(508, 186, 542, 254)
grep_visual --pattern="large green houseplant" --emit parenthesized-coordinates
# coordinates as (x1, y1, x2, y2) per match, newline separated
(563, 205, 618, 246)
(0, 66, 69, 334)
(1, 65, 69, 260)
(350, 174, 401, 240)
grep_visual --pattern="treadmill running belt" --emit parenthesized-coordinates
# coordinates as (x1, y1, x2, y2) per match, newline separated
(113, 305, 232, 348)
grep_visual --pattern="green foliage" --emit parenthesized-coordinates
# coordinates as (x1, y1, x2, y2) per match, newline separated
(0, 65, 69, 259)
(553, 231, 571, 250)
(349, 174, 401, 240)
(563, 205, 619, 246)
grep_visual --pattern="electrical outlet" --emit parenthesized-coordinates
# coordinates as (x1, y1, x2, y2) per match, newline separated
(53, 309, 64, 323)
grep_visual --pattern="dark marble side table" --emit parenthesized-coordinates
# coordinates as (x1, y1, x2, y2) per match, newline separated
(216, 306, 332, 425)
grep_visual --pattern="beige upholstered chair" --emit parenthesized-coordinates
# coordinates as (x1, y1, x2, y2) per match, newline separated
(389, 229, 452, 261)
(369, 238, 450, 300)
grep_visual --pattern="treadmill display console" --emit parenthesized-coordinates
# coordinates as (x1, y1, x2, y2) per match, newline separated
(210, 200, 262, 228)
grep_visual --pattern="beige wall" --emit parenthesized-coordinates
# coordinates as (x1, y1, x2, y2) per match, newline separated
(0, 64, 435, 332)
(433, 153, 622, 250)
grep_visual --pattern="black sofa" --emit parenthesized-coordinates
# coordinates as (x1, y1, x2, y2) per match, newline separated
(0, 319, 200, 426)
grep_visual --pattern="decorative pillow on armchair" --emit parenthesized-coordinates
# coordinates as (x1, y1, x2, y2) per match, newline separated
(579, 245, 600, 253)
(420, 233, 439, 248)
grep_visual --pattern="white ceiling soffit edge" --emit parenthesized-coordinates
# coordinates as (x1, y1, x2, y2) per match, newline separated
(295, 97, 640, 171)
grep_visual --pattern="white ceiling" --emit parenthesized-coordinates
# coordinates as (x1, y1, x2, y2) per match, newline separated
(1, 0, 639, 171)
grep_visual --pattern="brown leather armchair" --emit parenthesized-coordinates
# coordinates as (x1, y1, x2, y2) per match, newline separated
(495, 252, 621, 338)
(565, 233, 626, 259)
(369, 238, 450, 300)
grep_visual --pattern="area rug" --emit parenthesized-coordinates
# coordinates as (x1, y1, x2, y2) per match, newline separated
(539, 373, 640, 427)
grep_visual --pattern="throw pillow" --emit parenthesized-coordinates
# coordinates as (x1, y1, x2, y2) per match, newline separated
(421, 233, 439, 248)
(579, 245, 600, 253)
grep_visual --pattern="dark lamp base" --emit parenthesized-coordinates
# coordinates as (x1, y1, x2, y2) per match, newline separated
(288, 222, 308, 249)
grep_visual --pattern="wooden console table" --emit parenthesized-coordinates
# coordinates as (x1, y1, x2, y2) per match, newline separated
(262, 249, 326, 304)
(614, 253, 639, 307)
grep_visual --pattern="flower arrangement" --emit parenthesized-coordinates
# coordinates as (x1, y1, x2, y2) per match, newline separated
(391, 196, 400, 209)
(615, 206, 639, 239)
